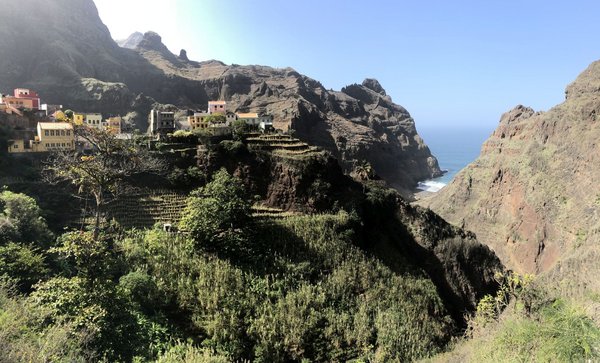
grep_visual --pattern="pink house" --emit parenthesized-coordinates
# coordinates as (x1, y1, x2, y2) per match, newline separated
(208, 100, 226, 114)
(1, 88, 41, 110)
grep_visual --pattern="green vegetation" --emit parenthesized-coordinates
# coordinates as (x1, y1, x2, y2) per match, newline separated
(0, 168, 458, 362)
(430, 273, 600, 362)
(2, 126, 596, 362)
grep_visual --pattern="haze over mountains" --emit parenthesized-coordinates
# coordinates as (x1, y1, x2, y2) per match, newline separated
(0, 0, 443, 193)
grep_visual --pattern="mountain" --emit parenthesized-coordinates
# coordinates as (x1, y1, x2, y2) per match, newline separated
(116, 31, 144, 49)
(0, 0, 442, 193)
(420, 59, 600, 292)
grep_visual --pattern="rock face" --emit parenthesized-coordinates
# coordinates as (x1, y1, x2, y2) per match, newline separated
(421, 60, 600, 281)
(178, 49, 189, 61)
(0, 0, 442, 192)
(117, 32, 144, 49)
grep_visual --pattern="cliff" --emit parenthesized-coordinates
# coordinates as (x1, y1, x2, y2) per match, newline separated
(0, 0, 442, 192)
(420, 59, 600, 291)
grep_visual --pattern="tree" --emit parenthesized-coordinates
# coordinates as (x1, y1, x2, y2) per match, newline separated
(64, 109, 74, 120)
(354, 160, 375, 182)
(0, 190, 52, 247)
(0, 243, 48, 292)
(45, 127, 165, 238)
(179, 168, 251, 252)
(232, 119, 249, 141)
(205, 113, 226, 124)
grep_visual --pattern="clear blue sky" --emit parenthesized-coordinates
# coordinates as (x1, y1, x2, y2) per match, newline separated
(95, 0, 600, 129)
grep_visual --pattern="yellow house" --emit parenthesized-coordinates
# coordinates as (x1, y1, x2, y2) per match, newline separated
(37, 122, 75, 151)
(7, 139, 25, 153)
(188, 112, 210, 130)
(73, 113, 85, 125)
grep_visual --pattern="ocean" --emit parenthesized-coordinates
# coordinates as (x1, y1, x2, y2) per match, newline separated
(416, 125, 495, 193)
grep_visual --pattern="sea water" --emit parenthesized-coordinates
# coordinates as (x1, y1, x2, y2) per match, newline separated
(416, 125, 495, 193)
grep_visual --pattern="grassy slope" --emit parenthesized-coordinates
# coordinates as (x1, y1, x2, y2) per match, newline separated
(121, 212, 455, 361)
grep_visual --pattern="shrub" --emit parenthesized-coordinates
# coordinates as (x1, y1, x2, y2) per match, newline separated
(179, 168, 252, 254)
(0, 243, 48, 292)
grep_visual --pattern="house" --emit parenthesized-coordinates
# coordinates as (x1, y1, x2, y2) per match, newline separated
(8, 122, 75, 153)
(236, 113, 260, 126)
(188, 112, 210, 130)
(149, 110, 175, 135)
(36, 122, 75, 151)
(7, 139, 26, 153)
(73, 113, 85, 125)
(236, 112, 273, 132)
(258, 115, 274, 132)
(106, 116, 122, 135)
(0, 89, 41, 110)
(208, 100, 226, 114)
(85, 113, 104, 129)
(226, 111, 238, 125)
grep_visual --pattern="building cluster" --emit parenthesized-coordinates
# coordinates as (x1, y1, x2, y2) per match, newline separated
(3, 88, 125, 154)
(149, 100, 274, 137)
(3, 89, 276, 153)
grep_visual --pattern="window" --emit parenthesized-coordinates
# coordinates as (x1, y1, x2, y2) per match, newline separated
(45, 130, 49, 136)
(50, 130, 55, 136)
(13, 145, 18, 149)
(66, 131, 71, 136)
(62, 143, 65, 147)
(45, 143, 49, 147)
(61, 130, 65, 136)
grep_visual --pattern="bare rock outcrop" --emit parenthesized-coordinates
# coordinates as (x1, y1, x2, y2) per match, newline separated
(420, 59, 600, 286)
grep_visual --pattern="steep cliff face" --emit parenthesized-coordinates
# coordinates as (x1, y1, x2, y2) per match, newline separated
(0, 0, 441, 191)
(421, 60, 600, 279)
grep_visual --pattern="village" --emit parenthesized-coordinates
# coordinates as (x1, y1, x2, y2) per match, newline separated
(0, 88, 274, 153)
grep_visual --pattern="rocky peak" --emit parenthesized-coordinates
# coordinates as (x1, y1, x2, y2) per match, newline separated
(565, 59, 600, 99)
(362, 78, 387, 96)
(499, 105, 536, 125)
(137, 31, 166, 51)
(117, 31, 144, 49)
(179, 49, 189, 61)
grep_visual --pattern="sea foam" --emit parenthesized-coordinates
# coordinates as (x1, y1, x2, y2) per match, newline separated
(417, 180, 447, 193)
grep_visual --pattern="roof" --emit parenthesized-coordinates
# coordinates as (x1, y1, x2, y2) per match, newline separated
(237, 113, 259, 118)
(208, 100, 227, 105)
(38, 122, 73, 130)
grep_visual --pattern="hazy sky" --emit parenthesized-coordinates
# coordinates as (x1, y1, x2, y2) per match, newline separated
(94, 0, 600, 129)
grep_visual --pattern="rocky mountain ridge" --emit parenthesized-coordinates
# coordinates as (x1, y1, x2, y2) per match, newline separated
(0, 0, 441, 192)
(420, 58, 600, 295)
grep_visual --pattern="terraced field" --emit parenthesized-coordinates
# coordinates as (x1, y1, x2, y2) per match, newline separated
(246, 134, 321, 157)
(102, 190, 188, 229)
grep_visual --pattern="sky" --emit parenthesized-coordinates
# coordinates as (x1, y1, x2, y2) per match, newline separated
(94, 0, 600, 130)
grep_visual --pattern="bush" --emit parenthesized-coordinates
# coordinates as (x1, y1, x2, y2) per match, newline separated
(0, 243, 48, 292)
(0, 190, 53, 247)
(179, 169, 252, 254)
(30, 276, 143, 361)
(156, 342, 229, 363)
(0, 285, 89, 362)
(472, 300, 600, 362)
